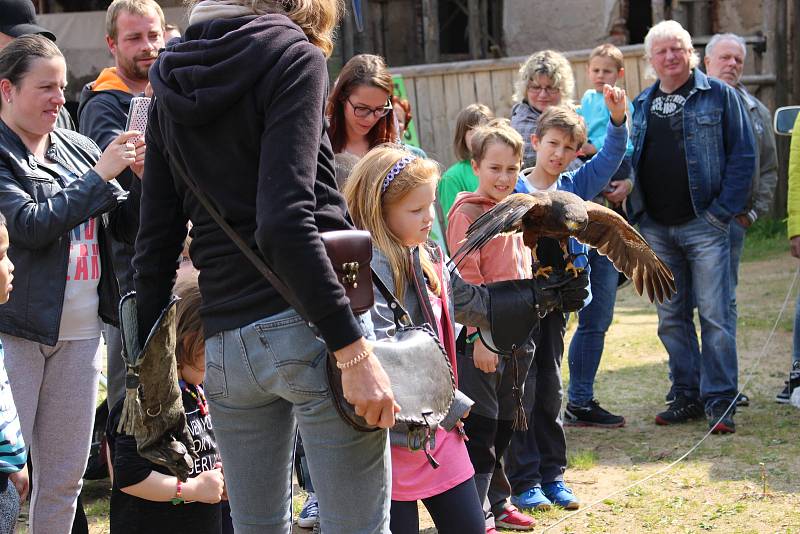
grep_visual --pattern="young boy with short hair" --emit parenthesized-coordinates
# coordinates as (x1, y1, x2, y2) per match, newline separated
(447, 118, 536, 532)
(0, 213, 29, 532)
(565, 43, 635, 427)
(505, 85, 629, 512)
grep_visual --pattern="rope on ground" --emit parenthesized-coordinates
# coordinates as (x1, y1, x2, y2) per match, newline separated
(540, 263, 800, 533)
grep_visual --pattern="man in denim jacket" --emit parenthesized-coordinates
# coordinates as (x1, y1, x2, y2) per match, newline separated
(627, 21, 755, 434)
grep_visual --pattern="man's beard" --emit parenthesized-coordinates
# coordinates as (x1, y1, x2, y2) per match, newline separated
(121, 55, 154, 82)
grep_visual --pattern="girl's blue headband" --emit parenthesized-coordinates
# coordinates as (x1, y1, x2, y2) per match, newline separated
(381, 155, 417, 193)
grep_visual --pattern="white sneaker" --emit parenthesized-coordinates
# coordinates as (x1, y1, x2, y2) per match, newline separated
(297, 492, 319, 528)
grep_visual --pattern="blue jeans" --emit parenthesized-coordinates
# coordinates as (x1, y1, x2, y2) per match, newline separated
(639, 214, 738, 411)
(728, 219, 747, 338)
(567, 249, 620, 406)
(204, 309, 391, 534)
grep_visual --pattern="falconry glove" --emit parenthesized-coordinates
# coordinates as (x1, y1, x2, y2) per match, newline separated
(117, 292, 197, 481)
(535, 269, 590, 314)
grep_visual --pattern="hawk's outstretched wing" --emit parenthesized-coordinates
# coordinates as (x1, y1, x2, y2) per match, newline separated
(575, 203, 676, 303)
(450, 193, 545, 267)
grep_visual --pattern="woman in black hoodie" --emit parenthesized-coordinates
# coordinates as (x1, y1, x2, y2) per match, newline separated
(133, 2, 395, 533)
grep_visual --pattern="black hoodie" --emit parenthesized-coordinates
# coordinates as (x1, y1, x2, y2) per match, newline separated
(133, 14, 361, 350)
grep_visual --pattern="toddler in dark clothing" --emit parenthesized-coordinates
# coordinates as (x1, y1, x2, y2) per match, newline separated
(106, 273, 231, 534)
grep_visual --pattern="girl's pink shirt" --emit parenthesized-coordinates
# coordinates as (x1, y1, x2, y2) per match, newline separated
(390, 287, 474, 501)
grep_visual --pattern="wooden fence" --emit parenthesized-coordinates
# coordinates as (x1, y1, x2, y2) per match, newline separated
(393, 40, 775, 168)
(392, 44, 650, 167)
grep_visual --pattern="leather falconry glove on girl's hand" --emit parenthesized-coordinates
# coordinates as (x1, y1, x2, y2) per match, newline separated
(533, 269, 590, 314)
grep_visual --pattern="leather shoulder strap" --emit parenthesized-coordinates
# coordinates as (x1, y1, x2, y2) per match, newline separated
(169, 149, 414, 330)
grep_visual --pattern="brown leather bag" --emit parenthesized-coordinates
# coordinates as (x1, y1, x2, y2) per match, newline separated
(320, 230, 373, 314)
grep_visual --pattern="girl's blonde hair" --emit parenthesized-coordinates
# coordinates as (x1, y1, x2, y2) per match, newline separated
(513, 49, 575, 106)
(344, 145, 441, 302)
(185, 0, 342, 57)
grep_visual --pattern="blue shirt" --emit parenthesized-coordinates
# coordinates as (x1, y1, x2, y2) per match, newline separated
(578, 89, 634, 157)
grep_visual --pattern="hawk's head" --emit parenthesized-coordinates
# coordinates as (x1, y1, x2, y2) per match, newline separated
(562, 201, 588, 233)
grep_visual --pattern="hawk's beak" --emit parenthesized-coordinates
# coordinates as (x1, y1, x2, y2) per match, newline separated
(566, 220, 582, 231)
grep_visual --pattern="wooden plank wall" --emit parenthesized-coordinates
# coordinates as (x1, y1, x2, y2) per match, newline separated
(393, 45, 649, 167)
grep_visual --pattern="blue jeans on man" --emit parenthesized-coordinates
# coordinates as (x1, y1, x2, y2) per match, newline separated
(203, 308, 391, 534)
(728, 219, 747, 338)
(567, 249, 621, 406)
(639, 213, 738, 411)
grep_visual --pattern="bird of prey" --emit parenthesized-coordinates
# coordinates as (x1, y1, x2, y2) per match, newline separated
(451, 190, 676, 303)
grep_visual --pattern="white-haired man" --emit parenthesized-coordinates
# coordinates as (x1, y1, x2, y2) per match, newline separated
(627, 20, 755, 433)
(704, 33, 778, 358)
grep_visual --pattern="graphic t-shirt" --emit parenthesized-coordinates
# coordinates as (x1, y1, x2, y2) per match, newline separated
(638, 75, 696, 225)
(107, 384, 225, 533)
(46, 163, 102, 340)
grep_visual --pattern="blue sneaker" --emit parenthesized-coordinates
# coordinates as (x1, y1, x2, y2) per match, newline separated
(542, 481, 580, 510)
(510, 486, 552, 511)
(297, 492, 319, 528)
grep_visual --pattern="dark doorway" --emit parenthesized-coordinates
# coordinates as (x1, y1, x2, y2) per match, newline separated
(627, 0, 653, 44)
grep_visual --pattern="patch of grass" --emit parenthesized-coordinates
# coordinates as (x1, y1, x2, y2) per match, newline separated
(568, 449, 600, 470)
(742, 217, 788, 262)
(76, 242, 800, 534)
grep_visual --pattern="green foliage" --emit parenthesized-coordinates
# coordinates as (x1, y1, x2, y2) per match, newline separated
(568, 448, 600, 470)
(742, 217, 788, 262)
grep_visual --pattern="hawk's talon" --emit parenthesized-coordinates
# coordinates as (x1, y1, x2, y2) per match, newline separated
(565, 261, 583, 278)
(534, 266, 554, 279)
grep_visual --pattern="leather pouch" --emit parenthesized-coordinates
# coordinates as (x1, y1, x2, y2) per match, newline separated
(320, 230, 373, 314)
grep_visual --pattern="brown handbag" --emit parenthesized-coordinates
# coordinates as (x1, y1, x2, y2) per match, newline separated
(320, 230, 373, 314)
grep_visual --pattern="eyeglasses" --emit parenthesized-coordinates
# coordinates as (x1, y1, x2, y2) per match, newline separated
(347, 98, 393, 119)
(527, 83, 559, 96)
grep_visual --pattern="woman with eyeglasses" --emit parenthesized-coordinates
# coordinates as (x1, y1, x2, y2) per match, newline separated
(510, 50, 576, 168)
(328, 54, 397, 159)
(293, 53, 399, 530)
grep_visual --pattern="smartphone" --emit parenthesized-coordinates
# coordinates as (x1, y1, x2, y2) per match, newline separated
(125, 96, 151, 145)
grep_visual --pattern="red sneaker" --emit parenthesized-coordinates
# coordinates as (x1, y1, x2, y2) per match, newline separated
(495, 504, 535, 531)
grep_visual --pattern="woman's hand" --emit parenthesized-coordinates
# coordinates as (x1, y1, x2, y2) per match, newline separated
(790, 236, 800, 259)
(603, 84, 628, 127)
(336, 337, 400, 428)
(131, 139, 147, 179)
(183, 468, 225, 504)
(472, 338, 498, 374)
(93, 131, 141, 182)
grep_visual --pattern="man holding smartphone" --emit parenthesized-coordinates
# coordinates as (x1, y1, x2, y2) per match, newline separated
(77, 0, 165, 410)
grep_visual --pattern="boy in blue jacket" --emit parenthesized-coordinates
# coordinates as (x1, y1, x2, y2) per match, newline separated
(500, 85, 628, 513)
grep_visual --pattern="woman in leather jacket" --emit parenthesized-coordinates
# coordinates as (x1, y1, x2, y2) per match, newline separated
(0, 35, 141, 532)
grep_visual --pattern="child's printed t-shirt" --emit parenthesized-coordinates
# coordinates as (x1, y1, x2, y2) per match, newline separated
(0, 341, 26, 474)
(54, 163, 102, 341)
(107, 384, 222, 533)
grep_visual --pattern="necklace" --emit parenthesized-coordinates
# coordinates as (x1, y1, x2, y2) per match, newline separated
(181, 381, 209, 416)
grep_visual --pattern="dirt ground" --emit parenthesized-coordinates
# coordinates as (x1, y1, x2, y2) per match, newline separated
(18, 251, 800, 534)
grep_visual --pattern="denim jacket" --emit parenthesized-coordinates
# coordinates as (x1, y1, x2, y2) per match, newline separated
(627, 68, 755, 228)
